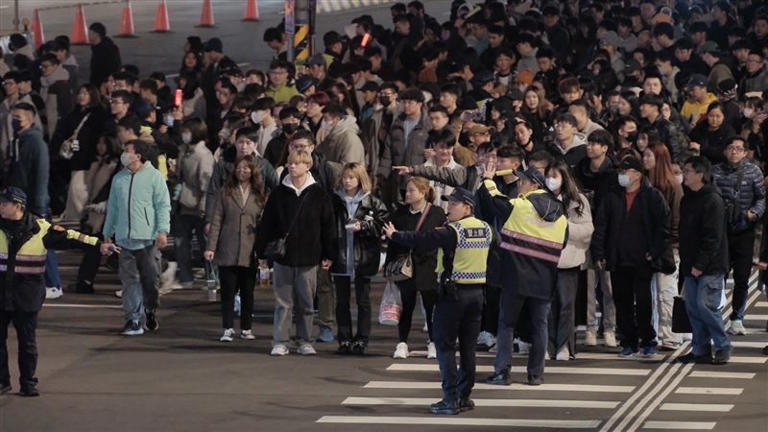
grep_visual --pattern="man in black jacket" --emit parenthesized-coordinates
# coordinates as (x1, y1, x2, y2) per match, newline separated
(88, 23, 121, 86)
(677, 156, 731, 365)
(591, 157, 670, 358)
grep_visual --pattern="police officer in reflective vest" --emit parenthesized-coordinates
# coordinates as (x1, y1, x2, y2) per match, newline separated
(0, 187, 115, 397)
(477, 165, 568, 386)
(384, 188, 494, 415)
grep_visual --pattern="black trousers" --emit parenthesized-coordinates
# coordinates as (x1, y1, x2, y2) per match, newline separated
(480, 285, 501, 335)
(504, 293, 550, 378)
(219, 266, 256, 330)
(727, 229, 755, 321)
(334, 275, 372, 342)
(611, 266, 655, 349)
(396, 284, 437, 343)
(433, 286, 483, 403)
(0, 310, 38, 387)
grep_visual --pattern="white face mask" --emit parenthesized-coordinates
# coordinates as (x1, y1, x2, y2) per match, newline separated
(674, 174, 684, 185)
(251, 110, 266, 124)
(321, 119, 334, 130)
(545, 177, 562, 192)
(120, 151, 135, 167)
(181, 132, 192, 145)
(743, 108, 755, 118)
(164, 113, 175, 127)
(618, 173, 632, 187)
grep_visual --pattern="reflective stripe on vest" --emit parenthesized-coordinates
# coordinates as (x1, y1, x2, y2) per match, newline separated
(500, 190, 567, 264)
(449, 217, 492, 284)
(0, 219, 49, 274)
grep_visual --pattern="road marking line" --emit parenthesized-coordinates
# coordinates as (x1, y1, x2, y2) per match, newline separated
(617, 362, 683, 431)
(363, 381, 635, 393)
(627, 363, 693, 432)
(386, 364, 650, 376)
(642, 420, 716, 430)
(688, 370, 755, 379)
(755, 301, 768, 307)
(744, 314, 768, 320)
(675, 387, 743, 395)
(317, 416, 601, 428)
(43, 303, 122, 309)
(659, 403, 733, 412)
(728, 356, 768, 364)
(575, 352, 665, 362)
(341, 397, 620, 409)
(732, 341, 768, 348)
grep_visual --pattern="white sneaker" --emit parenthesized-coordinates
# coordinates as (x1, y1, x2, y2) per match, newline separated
(727, 320, 748, 336)
(240, 329, 255, 340)
(427, 342, 437, 359)
(422, 322, 429, 333)
(160, 262, 177, 286)
(604, 331, 618, 348)
(393, 342, 409, 359)
(45, 287, 63, 299)
(517, 341, 530, 354)
(115, 289, 123, 298)
(476, 331, 496, 349)
(585, 329, 597, 346)
(555, 346, 570, 361)
(270, 344, 290, 356)
(219, 328, 235, 342)
(298, 343, 317, 355)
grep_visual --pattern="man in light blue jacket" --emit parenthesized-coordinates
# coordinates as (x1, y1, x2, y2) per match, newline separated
(103, 139, 171, 336)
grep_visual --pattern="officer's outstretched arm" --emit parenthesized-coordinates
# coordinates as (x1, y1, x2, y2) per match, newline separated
(391, 227, 455, 253)
(43, 226, 101, 251)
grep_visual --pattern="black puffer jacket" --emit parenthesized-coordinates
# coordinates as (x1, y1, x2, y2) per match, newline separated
(386, 203, 446, 292)
(331, 191, 389, 277)
(679, 184, 729, 277)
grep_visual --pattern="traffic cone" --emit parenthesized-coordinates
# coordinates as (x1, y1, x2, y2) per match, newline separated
(32, 9, 45, 49)
(117, 0, 136, 37)
(70, 4, 90, 45)
(197, 0, 215, 27)
(153, 0, 171, 33)
(243, 0, 260, 21)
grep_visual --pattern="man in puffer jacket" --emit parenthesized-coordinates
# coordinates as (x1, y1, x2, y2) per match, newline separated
(317, 103, 365, 174)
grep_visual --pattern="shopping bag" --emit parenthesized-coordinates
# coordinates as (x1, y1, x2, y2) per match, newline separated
(378, 281, 402, 326)
(672, 296, 692, 333)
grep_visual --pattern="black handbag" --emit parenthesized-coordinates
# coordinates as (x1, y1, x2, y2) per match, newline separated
(672, 295, 692, 333)
(262, 195, 307, 261)
(383, 203, 431, 282)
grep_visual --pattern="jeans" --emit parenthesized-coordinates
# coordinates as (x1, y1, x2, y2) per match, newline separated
(727, 229, 755, 321)
(0, 311, 38, 387)
(612, 267, 655, 349)
(549, 268, 578, 356)
(651, 249, 681, 346)
(119, 245, 160, 322)
(316, 268, 335, 328)
(175, 214, 208, 283)
(684, 274, 730, 355)
(334, 275, 371, 342)
(587, 268, 615, 332)
(493, 304, 515, 374)
(272, 263, 317, 345)
(219, 266, 256, 330)
(433, 286, 483, 403)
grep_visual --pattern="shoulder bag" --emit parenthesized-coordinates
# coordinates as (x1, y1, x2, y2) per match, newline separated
(383, 203, 431, 282)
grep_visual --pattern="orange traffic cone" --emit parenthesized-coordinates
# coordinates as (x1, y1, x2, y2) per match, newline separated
(243, 0, 260, 21)
(197, 0, 215, 27)
(153, 0, 171, 32)
(117, 0, 136, 37)
(70, 4, 90, 45)
(32, 9, 45, 49)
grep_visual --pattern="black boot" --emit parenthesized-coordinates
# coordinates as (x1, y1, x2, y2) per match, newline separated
(19, 381, 39, 397)
(429, 399, 459, 415)
(484, 369, 510, 385)
(458, 397, 475, 412)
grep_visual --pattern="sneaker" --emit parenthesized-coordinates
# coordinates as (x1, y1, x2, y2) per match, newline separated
(458, 398, 475, 412)
(270, 344, 290, 356)
(316, 325, 335, 343)
(603, 331, 617, 348)
(713, 347, 732, 365)
(351, 339, 368, 355)
(73, 282, 94, 294)
(555, 345, 570, 361)
(484, 370, 510, 386)
(120, 320, 144, 336)
(427, 341, 437, 359)
(158, 280, 179, 296)
(619, 346, 637, 358)
(527, 375, 542, 386)
(677, 352, 711, 364)
(476, 331, 496, 351)
(659, 342, 681, 351)
(298, 343, 317, 356)
(0, 382, 11, 394)
(337, 340, 352, 355)
(19, 383, 39, 397)
(220, 328, 235, 342)
(240, 329, 255, 340)
(114, 289, 123, 298)
(642, 345, 658, 357)
(727, 320, 747, 336)
(45, 287, 63, 300)
(516, 341, 530, 354)
(585, 329, 597, 346)
(429, 399, 459, 415)
(393, 342, 409, 359)
(144, 310, 159, 331)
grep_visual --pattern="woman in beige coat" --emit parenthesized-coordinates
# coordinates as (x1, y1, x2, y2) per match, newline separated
(205, 155, 266, 342)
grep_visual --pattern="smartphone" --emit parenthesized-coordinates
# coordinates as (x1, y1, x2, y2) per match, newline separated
(174, 89, 183, 108)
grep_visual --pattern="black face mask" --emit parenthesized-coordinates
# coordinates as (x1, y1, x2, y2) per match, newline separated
(380, 96, 392, 107)
(283, 123, 298, 135)
(625, 131, 638, 143)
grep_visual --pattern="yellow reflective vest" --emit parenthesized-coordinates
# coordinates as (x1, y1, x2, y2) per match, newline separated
(499, 189, 567, 264)
(436, 216, 493, 284)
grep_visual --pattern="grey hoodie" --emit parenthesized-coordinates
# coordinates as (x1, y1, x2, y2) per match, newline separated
(317, 115, 365, 169)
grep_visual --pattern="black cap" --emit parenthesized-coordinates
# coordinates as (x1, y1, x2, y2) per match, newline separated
(618, 157, 644, 173)
(516, 166, 548, 190)
(685, 74, 708, 89)
(441, 187, 475, 207)
(203, 37, 223, 53)
(295, 75, 316, 93)
(0, 187, 27, 207)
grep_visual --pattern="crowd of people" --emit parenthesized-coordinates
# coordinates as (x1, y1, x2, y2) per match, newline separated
(0, 0, 767, 407)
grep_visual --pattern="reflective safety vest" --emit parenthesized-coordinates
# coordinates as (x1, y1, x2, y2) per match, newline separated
(437, 216, 493, 284)
(499, 189, 568, 264)
(0, 219, 98, 274)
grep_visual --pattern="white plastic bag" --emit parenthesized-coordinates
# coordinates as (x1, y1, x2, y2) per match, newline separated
(378, 281, 402, 326)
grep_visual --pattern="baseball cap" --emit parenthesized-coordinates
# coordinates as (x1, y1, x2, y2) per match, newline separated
(307, 54, 326, 67)
(295, 75, 317, 93)
(618, 157, 644, 173)
(516, 166, 547, 190)
(600, 31, 621, 48)
(0, 187, 27, 207)
(700, 41, 721, 55)
(441, 188, 475, 207)
(685, 74, 708, 88)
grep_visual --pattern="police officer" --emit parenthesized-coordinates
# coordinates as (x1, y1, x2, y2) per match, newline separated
(477, 164, 568, 386)
(0, 187, 114, 396)
(384, 188, 494, 415)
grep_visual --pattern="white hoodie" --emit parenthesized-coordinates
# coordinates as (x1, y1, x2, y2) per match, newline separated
(282, 170, 317, 196)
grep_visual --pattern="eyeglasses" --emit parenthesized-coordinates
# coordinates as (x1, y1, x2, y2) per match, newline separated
(726, 146, 745, 153)
(1, 81, 15, 87)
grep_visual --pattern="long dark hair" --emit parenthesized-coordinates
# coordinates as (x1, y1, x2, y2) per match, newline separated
(547, 160, 585, 217)
(225, 155, 266, 204)
(78, 83, 103, 109)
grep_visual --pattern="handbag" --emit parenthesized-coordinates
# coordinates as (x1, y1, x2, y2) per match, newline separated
(262, 194, 307, 261)
(59, 113, 90, 160)
(672, 284, 692, 333)
(383, 203, 431, 282)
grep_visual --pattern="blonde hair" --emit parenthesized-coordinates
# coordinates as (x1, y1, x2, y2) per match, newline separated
(286, 150, 313, 168)
(407, 176, 436, 203)
(338, 162, 372, 193)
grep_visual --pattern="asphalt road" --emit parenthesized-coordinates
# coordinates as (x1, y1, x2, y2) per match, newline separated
(0, 248, 766, 432)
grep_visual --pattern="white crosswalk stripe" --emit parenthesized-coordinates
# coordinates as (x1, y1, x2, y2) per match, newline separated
(386, 363, 652, 376)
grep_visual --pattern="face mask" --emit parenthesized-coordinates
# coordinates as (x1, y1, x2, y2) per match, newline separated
(321, 119, 333, 130)
(674, 174, 684, 185)
(181, 132, 192, 145)
(218, 128, 231, 141)
(11, 118, 22, 132)
(120, 152, 135, 167)
(743, 108, 755, 119)
(379, 96, 391, 107)
(609, 105, 620, 114)
(626, 131, 638, 143)
(618, 173, 631, 187)
(164, 114, 175, 127)
(283, 123, 298, 134)
(545, 177, 562, 191)
(251, 110, 265, 124)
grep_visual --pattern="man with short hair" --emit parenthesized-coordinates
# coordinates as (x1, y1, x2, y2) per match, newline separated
(548, 113, 587, 171)
(681, 74, 719, 124)
(88, 22, 121, 86)
(318, 103, 366, 170)
(638, 94, 686, 159)
(740, 50, 768, 96)
(568, 100, 604, 137)
(39, 54, 74, 138)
